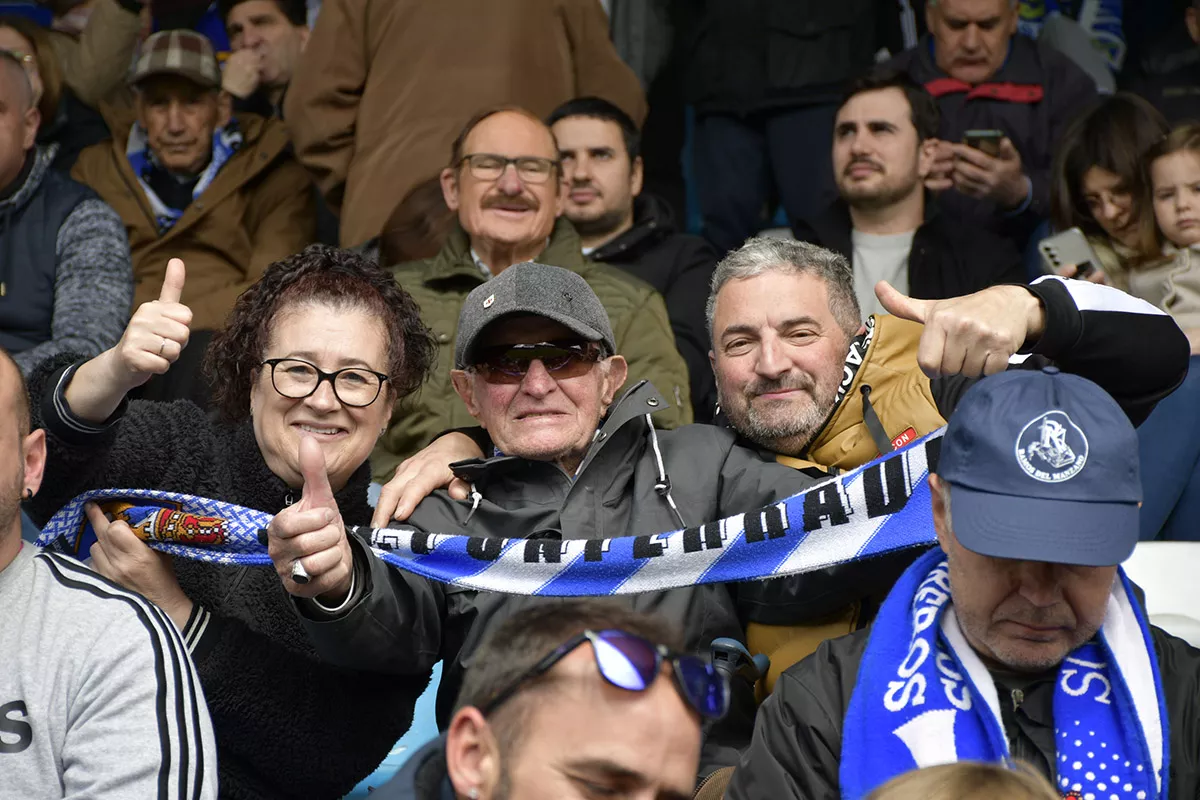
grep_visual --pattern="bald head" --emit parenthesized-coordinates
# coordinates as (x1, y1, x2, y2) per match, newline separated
(0, 349, 29, 437)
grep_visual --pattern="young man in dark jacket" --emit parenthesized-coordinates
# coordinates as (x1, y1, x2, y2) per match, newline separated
(548, 97, 719, 420)
(792, 70, 1024, 315)
(887, 0, 1097, 247)
(727, 369, 1200, 800)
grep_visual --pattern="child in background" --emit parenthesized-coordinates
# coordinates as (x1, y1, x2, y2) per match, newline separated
(1145, 125, 1200, 354)
(864, 762, 1060, 800)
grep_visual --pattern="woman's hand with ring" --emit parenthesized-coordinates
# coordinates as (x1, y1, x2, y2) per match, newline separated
(268, 436, 355, 603)
(107, 258, 193, 391)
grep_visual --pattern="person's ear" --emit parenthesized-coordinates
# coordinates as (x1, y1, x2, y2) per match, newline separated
(296, 25, 311, 53)
(917, 137, 938, 180)
(451, 369, 483, 419)
(1188, 7, 1200, 44)
(21, 105, 39, 151)
(441, 167, 461, 213)
(630, 155, 644, 197)
(445, 707, 502, 800)
(216, 91, 233, 129)
(600, 355, 628, 410)
(21, 428, 45, 498)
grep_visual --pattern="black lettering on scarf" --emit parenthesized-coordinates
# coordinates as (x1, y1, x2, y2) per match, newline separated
(864, 458, 912, 519)
(682, 522, 725, 553)
(584, 539, 610, 562)
(742, 504, 788, 543)
(633, 533, 667, 559)
(410, 531, 432, 555)
(466, 537, 503, 562)
(804, 483, 853, 530)
(0, 701, 32, 754)
(523, 539, 563, 564)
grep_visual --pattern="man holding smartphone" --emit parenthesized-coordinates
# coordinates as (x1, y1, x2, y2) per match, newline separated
(887, 0, 1097, 246)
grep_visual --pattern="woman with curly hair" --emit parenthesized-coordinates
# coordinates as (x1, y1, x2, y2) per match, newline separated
(26, 245, 438, 800)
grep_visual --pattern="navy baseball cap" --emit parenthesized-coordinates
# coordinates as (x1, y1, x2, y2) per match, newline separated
(936, 367, 1141, 567)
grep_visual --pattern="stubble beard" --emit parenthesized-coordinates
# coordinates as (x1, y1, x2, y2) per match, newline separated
(720, 374, 840, 455)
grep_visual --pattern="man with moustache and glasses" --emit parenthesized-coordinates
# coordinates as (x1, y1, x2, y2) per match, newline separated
(373, 106, 691, 480)
(793, 70, 1025, 318)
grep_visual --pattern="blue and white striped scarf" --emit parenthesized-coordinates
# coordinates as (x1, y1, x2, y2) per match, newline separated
(38, 430, 944, 597)
(842, 547, 1168, 800)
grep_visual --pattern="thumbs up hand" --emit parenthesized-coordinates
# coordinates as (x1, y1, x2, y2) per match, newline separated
(109, 258, 193, 391)
(267, 436, 355, 602)
(875, 281, 1045, 379)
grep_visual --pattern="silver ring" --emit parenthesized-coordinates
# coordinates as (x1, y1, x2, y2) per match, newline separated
(158, 337, 168, 356)
(290, 560, 310, 585)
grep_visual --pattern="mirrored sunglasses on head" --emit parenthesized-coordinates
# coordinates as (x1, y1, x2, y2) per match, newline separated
(470, 339, 604, 383)
(480, 629, 730, 720)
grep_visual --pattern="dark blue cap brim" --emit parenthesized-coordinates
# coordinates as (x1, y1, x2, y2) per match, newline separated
(947, 483, 1139, 567)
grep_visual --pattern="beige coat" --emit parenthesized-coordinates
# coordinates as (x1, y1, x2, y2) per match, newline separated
(284, 0, 647, 247)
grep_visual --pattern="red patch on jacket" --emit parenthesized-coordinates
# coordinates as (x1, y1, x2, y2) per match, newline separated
(891, 427, 918, 450)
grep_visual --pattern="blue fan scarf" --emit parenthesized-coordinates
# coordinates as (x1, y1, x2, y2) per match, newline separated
(38, 430, 945, 597)
(841, 547, 1169, 800)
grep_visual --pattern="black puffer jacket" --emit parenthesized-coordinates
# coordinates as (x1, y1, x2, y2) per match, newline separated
(591, 194, 719, 421)
(792, 200, 1025, 301)
(726, 621, 1200, 799)
(28, 356, 428, 800)
(888, 34, 1097, 245)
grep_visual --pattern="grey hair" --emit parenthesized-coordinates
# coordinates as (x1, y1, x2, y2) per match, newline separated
(705, 237, 861, 343)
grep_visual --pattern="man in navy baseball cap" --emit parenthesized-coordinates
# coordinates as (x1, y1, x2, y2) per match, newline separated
(729, 368, 1200, 800)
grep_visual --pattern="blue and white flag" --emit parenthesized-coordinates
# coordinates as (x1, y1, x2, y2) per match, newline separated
(39, 430, 945, 597)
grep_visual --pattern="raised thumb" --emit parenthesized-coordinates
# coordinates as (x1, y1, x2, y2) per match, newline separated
(159, 258, 186, 304)
(875, 281, 929, 324)
(298, 435, 336, 511)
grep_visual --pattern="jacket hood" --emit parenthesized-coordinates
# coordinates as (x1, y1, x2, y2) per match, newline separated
(0, 144, 56, 213)
(590, 193, 678, 261)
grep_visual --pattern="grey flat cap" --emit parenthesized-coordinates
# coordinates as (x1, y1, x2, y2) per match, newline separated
(455, 262, 617, 369)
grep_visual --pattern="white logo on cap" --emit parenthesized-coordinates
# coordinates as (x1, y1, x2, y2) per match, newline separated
(1015, 410, 1089, 483)
(482, 294, 495, 309)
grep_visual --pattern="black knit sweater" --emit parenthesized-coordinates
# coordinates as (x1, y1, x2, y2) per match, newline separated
(28, 355, 430, 800)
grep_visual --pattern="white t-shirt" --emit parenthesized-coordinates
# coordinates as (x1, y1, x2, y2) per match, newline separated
(852, 229, 915, 317)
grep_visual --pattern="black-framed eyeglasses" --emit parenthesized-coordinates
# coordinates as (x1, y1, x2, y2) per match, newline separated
(260, 358, 389, 408)
(479, 629, 730, 720)
(459, 153, 560, 184)
(469, 340, 603, 384)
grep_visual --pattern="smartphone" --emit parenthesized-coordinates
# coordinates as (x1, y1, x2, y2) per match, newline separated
(963, 129, 1005, 157)
(1038, 228, 1101, 278)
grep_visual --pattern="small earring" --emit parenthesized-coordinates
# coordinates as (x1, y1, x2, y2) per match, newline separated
(22, 488, 33, 501)
(468, 790, 479, 800)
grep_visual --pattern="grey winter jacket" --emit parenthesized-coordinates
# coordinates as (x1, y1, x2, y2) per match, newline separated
(300, 381, 859, 766)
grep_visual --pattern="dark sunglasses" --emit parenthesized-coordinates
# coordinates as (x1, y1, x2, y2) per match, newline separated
(471, 340, 603, 383)
(480, 629, 730, 720)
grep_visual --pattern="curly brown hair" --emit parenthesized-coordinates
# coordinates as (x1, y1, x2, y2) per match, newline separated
(203, 245, 437, 421)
